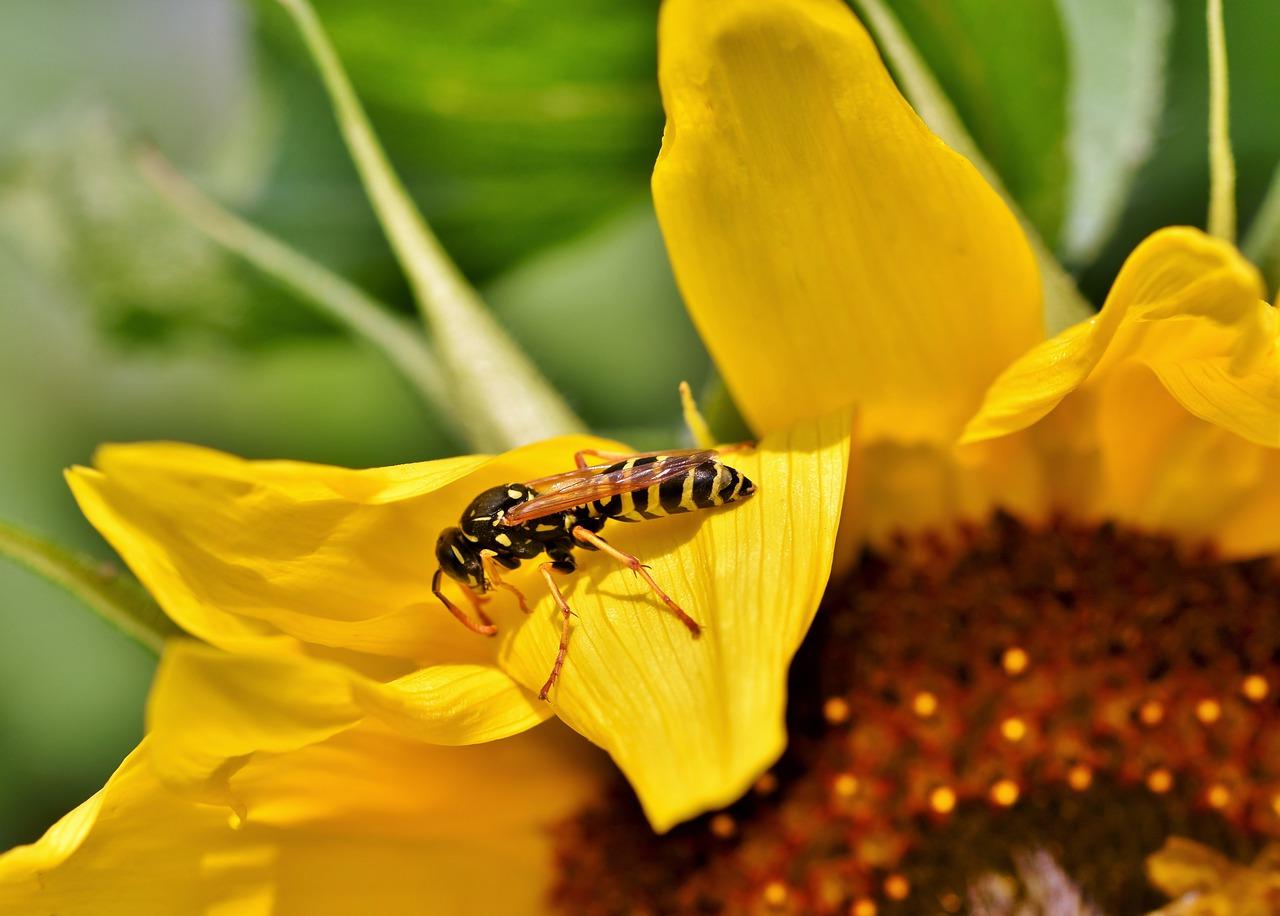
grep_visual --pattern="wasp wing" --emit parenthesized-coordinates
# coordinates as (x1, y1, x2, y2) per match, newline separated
(504, 449, 718, 525)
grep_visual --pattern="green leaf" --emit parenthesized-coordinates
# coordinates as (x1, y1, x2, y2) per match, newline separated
(0, 520, 181, 655)
(1056, 0, 1171, 265)
(254, 0, 662, 284)
(1078, 0, 1280, 303)
(1242, 161, 1280, 294)
(885, 0, 1069, 247)
(274, 0, 584, 452)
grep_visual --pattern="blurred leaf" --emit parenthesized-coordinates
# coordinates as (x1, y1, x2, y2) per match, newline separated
(485, 203, 710, 436)
(886, 0, 1069, 247)
(0, 521, 180, 654)
(1057, 0, 1171, 265)
(1079, 0, 1280, 302)
(1242, 162, 1280, 294)
(253, 0, 663, 285)
(0, 110, 310, 347)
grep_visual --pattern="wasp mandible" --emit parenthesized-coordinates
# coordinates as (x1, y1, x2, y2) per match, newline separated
(432, 447, 757, 699)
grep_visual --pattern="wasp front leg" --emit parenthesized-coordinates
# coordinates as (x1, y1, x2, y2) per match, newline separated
(571, 527, 702, 637)
(482, 555, 532, 614)
(431, 569, 498, 636)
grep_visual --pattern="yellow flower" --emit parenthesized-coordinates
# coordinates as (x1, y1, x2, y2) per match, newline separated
(5, 0, 1279, 911)
(1147, 837, 1280, 915)
(653, 0, 1276, 556)
(1, 420, 849, 912)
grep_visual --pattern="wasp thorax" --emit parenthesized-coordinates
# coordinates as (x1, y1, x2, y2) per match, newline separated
(460, 483, 544, 559)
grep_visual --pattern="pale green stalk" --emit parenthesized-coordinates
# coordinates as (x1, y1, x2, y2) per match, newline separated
(852, 0, 1095, 334)
(1206, 0, 1236, 244)
(0, 520, 181, 654)
(138, 147, 458, 437)
(275, 0, 584, 451)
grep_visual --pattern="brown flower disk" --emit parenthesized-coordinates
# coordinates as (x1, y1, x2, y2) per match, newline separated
(550, 515, 1280, 914)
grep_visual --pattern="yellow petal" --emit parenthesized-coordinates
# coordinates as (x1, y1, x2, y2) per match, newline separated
(958, 227, 1277, 554)
(962, 227, 1268, 445)
(0, 726, 601, 915)
(652, 0, 1042, 442)
(499, 411, 852, 831)
(147, 640, 551, 804)
(66, 435, 620, 661)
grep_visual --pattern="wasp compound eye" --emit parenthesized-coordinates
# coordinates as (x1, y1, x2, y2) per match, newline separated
(435, 527, 483, 588)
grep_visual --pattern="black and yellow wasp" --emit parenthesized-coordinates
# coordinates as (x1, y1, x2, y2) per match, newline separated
(433, 447, 757, 699)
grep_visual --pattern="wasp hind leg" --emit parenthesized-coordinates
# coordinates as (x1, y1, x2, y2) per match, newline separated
(431, 569, 497, 636)
(538, 562, 577, 700)
(570, 526, 702, 637)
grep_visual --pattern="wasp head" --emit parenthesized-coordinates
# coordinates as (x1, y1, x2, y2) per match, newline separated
(435, 526, 485, 591)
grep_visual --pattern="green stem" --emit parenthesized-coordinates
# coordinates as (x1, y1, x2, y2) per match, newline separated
(852, 0, 1095, 334)
(275, 0, 585, 451)
(1206, 0, 1236, 244)
(137, 148, 457, 435)
(0, 520, 182, 655)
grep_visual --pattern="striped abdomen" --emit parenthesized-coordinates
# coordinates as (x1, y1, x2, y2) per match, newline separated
(586, 457, 756, 523)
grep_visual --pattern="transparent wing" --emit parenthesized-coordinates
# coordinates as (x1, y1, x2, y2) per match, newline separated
(503, 449, 718, 525)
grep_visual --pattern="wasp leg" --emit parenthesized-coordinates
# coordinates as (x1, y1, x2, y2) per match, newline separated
(573, 448, 636, 470)
(538, 562, 576, 700)
(570, 526, 703, 637)
(573, 443, 755, 470)
(483, 555, 532, 614)
(432, 568, 498, 636)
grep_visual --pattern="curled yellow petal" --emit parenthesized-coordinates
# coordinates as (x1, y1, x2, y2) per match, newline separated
(961, 226, 1277, 555)
(962, 226, 1269, 445)
(147, 641, 550, 805)
(500, 411, 852, 831)
(653, 0, 1041, 442)
(0, 726, 601, 915)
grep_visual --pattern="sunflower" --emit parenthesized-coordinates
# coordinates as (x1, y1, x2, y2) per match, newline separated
(3, 0, 1278, 914)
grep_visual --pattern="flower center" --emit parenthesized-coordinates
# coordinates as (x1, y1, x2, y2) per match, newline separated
(550, 514, 1280, 914)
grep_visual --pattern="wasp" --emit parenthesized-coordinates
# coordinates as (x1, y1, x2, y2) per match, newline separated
(433, 447, 757, 699)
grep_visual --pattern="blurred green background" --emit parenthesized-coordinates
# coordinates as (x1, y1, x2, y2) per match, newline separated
(1, 0, 1277, 848)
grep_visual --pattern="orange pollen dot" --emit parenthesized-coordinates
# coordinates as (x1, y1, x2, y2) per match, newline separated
(850, 900, 877, 916)
(823, 696, 851, 724)
(912, 691, 939, 718)
(1067, 764, 1094, 791)
(929, 785, 957, 815)
(833, 773, 859, 799)
(883, 874, 910, 901)
(763, 880, 789, 908)
(1271, 793, 1280, 818)
(1138, 700, 1165, 726)
(1207, 784, 1231, 809)
(1001, 646, 1029, 676)
(709, 813, 736, 839)
(1242, 674, 1270, 702)
(1196, 698, 1223, 724)
(1146, 768, 1174, 794)
(939, 892, 963, 913)
(990, 779, 1020, 807)
(1000, 716, 1028, 742)
(754, 773, 779, 796)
